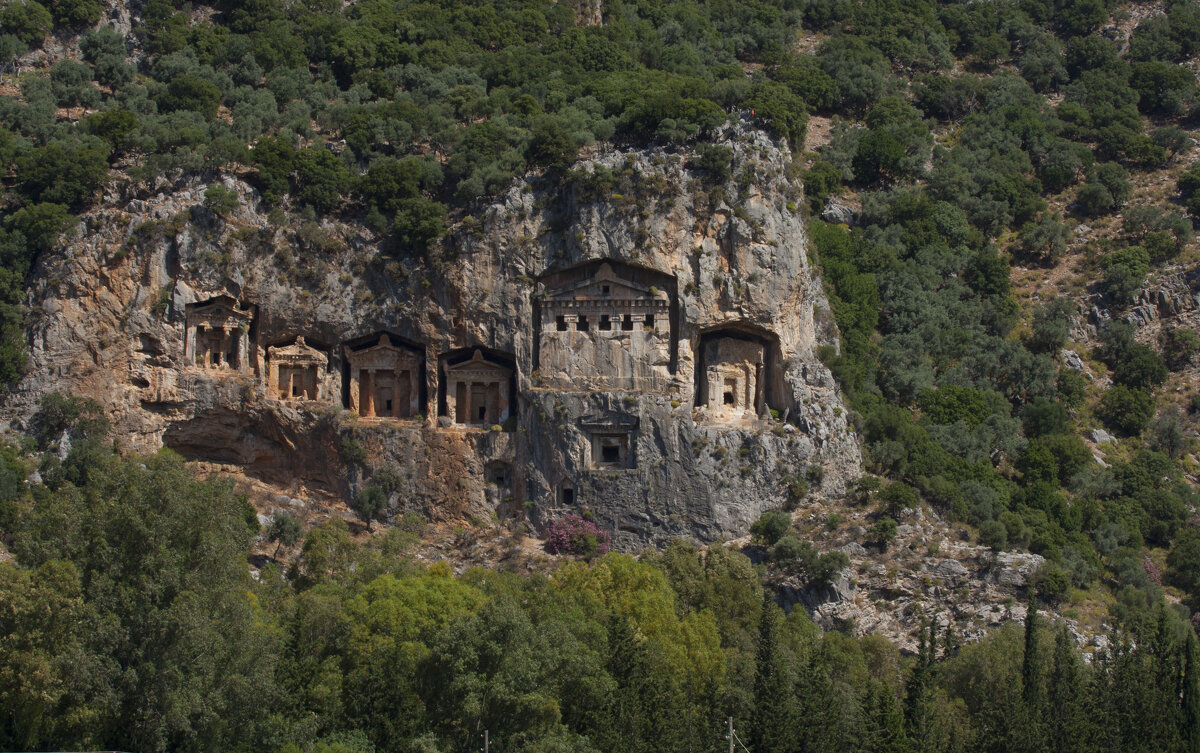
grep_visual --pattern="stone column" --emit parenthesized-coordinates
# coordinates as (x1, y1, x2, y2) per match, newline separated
(186, 325, 197, 365)
(237, 328, 249, 374)
(363, 369, 375, 417)
(392, 371, 401, 417)
(454, 380, 466, 424)
(409, 367, 419, 416)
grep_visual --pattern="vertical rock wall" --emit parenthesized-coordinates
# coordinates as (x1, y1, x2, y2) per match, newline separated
(7, 127, 862, 548)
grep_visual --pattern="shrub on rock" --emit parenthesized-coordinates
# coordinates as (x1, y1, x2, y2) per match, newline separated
(544, 514, 610, 558)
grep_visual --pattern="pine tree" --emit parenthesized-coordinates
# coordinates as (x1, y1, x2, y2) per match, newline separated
(865, 678, 912, 753)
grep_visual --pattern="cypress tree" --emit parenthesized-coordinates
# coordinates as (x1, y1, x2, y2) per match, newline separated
(1147, 606, 1183, 751)
(752, 594, 795, 753)
(1022, 595, 1042, 708)
(904, 620, 932, 750)
(1047, 624, 1085, 753)
(1184, 629, 1200, 753)
(866, 678, 912, 753)
(1021, 595, 1046, 753)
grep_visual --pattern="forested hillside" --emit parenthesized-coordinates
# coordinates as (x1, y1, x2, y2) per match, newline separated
(1, 421, 1199, 752)
(1, 0, 1200, 748)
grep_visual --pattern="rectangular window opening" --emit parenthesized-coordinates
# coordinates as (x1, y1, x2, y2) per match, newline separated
(577, 316, 589, 332)
(599, 314, 612, 331)
(562, 488, 575, 505)
(621, 314, 634, 331)
(643, 314, 654, 330)
(555, 315, 567, 331)
(601, 284, 610, 295)
(601, 444, 621, 463)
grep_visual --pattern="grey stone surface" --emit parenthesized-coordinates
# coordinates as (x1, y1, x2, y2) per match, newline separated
(821, 199, 856, 225)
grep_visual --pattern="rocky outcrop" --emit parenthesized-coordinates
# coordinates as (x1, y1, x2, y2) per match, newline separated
(6, 125, 862, 549)
(772, 504, 1109, 654)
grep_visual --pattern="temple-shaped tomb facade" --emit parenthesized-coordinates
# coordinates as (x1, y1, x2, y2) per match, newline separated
(701, 337, 765, 419)
(444, 350, 513, 426)
(345, 334, 422, 418)
(267, 337, 326, 401)
(185, 296, 253, 373)
(536, 262, 674, 390)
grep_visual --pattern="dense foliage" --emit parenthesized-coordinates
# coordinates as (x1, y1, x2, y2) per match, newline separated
(795, 0, 1200, 626)
(1, 0, 1200, 746)
(3, 431, 1200, 753)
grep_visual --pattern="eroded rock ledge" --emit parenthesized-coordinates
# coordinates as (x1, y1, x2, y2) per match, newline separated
(8, 127, 862, 549)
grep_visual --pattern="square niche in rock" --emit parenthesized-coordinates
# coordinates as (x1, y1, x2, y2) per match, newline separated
(580, 414, 638, 470)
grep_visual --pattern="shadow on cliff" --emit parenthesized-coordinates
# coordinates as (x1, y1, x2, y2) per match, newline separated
(162, 404, 347, 495)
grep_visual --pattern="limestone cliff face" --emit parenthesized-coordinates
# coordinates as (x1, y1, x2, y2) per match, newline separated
(7, 126, 862, 548)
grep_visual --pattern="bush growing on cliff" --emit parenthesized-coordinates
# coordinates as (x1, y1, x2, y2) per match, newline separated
(751, 509, 792, 545)
(771, 534, 850, 585)
(353, 484, 387, 530)
(869, 516, 898, 548)
(1098, 385, 1156, 436)
(543, 514, 610, 558)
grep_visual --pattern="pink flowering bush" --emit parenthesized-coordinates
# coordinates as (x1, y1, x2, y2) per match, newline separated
(1143, 555, 1162, 585)
(544, 514, 611, 558)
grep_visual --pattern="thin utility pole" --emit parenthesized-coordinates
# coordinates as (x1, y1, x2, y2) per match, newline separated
(483, 729, 489, 753)
(728, 717, 735, 753)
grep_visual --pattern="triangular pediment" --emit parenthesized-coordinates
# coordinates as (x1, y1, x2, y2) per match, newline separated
(445, 349, 512, 377)
(187, 295, 252, 323)
(545, 263, 664, 301)
(268, 336, 326, 363)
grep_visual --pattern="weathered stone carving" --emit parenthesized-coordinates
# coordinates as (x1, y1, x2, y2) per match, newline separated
(695, 325, 782, 422)
(184, 296, 253, 373)
(442, 349, 513, 426)
(581, 413, 638, 470)
(702, 337, 764, 418)
(345, 334, 422, 418)
(535, 262, 675, 391)
(266, 337, 326, 401)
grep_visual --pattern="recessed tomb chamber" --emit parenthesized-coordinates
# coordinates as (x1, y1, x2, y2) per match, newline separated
(184, 296, 254, 373)
(695, 324, 783, 421)
(267, 337, 327, 401)
(581, 413, 638, 470)
(439, 348, 516, 427)
(344, 333, 424, 418)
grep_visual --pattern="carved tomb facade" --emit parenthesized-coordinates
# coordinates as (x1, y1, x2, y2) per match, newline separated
(345, 334, 422, 418)
(267, 337, 326, 401)
(184, 296, 253, 373)
(536, 263, 673, 391)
